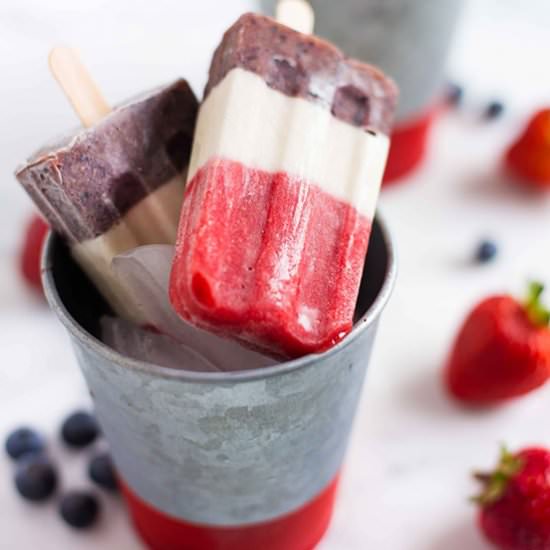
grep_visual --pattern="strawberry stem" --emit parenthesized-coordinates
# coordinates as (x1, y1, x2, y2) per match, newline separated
(524, 281, 550, 327)
(473, 446, 524, 506)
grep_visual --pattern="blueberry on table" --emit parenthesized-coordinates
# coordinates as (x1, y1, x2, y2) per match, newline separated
(484, 100, 504, 119)
(5, 427, 46, 460)
(89, 453, 118, 492)
(15, 455, 57, 502)
(447, 83, 463, 106)
(59, 491, 100, 529)
(61, 411, 99, 448)
(476, 240, 498, 263)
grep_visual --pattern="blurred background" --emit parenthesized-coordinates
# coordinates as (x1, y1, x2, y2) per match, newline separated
(2, 1, 550, 549)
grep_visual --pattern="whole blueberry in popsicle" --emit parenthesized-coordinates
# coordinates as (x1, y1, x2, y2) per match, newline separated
(14, 455, 57, 502)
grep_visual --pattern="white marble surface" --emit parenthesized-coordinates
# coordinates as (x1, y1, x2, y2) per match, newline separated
(1, 1, 550, 548)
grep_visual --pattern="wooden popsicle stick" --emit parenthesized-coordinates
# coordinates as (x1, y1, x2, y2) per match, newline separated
(276, 0, 315, 35)
(48, 47, 111, 128)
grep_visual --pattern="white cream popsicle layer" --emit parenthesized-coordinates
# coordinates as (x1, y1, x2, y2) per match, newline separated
(73, 176, 185, 324)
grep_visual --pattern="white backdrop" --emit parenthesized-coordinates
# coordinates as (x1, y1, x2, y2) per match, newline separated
(1, 1, 550, 549)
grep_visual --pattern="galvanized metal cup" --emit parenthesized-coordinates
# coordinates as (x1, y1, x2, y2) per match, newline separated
(42, 216, 396, 550)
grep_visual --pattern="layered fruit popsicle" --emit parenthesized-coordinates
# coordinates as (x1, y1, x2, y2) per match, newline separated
(170, 13, 397, 358)
(16, 81, 198, 323)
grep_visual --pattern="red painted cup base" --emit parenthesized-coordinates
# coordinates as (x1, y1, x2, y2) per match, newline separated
(383, 105, 441, 185)
(121, 476, 339, 550)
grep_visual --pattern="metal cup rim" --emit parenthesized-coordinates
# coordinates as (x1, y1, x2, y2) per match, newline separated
(41, 212, 396, 384)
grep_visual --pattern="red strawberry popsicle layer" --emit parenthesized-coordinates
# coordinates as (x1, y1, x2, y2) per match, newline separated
(172, 158, 371, 358)
(170, 14, 397, 358)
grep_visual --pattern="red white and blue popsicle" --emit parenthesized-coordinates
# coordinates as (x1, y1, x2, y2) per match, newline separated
(170, 11, 397, 358)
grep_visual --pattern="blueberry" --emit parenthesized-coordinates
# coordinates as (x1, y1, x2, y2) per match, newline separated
(89, 453, 118, 492)
(447, 83, 463, 106)
(476, 240, 498, 263)
(59, 491, 100, 529)
(484, 100, 504, 119)
(5, 427, 46, 460)
(61, 411, 99, 448)
(14, 455, 57, 502)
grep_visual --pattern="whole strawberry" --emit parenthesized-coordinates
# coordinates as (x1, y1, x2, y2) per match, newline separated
(445, 282, 550, 405)
(506, 108, 550, 188)
(20, 215, 48, 293)
(475, 447, 550, 550)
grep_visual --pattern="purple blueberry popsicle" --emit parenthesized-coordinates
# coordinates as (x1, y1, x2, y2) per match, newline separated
(16, 80, 198, 322)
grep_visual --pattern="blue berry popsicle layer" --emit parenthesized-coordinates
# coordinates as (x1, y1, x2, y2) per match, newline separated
(15, 80, 198, 323)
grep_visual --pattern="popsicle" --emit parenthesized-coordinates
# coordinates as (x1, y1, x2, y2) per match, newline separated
(16, 49, 198, 323)
(169, 12, 397, 358)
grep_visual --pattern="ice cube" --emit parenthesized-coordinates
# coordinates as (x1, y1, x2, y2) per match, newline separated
(109, 245, 276, 372)
(101, 316, 221, 372)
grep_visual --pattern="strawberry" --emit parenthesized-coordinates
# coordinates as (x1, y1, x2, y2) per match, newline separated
(20, 215, 49, 293)
(475, 446, 550, 550)
(506, 108, 550, 188)
(445, 282, 550, 405)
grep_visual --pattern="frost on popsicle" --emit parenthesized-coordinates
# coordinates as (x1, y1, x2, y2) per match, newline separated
(103, 245, 276, 372)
